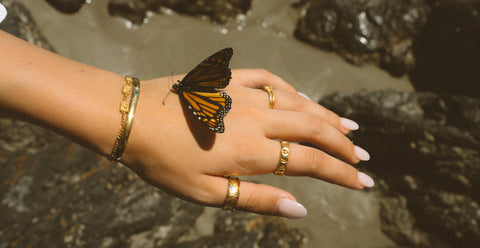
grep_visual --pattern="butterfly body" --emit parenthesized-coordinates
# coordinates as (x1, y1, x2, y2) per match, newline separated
(172, 48, 233, 133)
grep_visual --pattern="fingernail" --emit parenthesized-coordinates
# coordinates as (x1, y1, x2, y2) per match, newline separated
(275, 198, 308, 219)
(297, 91, 311, 101)
(0, 4, 6, 23)
(354, 145, 370, 161)
(358, 172, 375, 187)
(340, 117, 359, 131)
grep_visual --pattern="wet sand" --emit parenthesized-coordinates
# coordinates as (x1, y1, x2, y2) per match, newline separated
(18, 0, 413, 247)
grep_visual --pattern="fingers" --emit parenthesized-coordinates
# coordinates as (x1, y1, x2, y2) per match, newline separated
(230, 68, 357, 134)
(263, 110, 360, 164)
(283, 143, 372, 188)
(255, 87, 353, 134)
(252, 139, 370, 189)
(231, 69, 297, 93)
(201, 176, 308, 219)
(191, 139, 373, 219)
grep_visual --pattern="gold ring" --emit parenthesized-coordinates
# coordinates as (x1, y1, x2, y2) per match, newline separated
(222, 176, 240, 211)
(274, 140, 289, 176)
(262, 86, 275, 109)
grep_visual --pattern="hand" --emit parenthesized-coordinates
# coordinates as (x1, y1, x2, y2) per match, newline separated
(0, 31, 372, 219)
(120, 69, 373, 219)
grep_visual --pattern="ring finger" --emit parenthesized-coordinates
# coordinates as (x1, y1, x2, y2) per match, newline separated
(259, 140, 372, 190)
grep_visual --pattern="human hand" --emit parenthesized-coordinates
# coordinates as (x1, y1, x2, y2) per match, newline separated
(120, 69, 373, 219)
(0, 30, 372, 219)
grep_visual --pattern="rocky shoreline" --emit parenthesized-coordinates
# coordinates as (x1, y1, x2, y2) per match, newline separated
(320, 90, 480, 247)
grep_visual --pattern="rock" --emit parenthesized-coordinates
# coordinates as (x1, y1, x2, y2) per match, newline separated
(171, 213, 305, 247)
(107, 0, 252, 24)
(0, 130, 306, 248)
(319, 90, 480, 247)
(0, 118, 60, 154)
(294, 0, 430, 77)
(0, 1, 58, 153)
(44, 0, 86, 14)
(0, 0, 55, 51)
(0, 137, 203, 248)
(410, 0, 480, 98)
(0, 122, 305, 247)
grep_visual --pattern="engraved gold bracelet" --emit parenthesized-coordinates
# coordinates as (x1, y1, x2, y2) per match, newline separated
(109, 76, 140, 161)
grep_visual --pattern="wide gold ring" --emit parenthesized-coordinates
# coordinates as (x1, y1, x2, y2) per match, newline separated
(274, 140, 290, 176)
(262, 86, 275, 109)
(222, 176, 240, 211)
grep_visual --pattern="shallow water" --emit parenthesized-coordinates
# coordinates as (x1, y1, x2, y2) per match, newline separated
(18, 0, 414, 247)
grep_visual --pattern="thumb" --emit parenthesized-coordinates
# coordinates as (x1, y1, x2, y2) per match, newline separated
(210, 177, 308, 219)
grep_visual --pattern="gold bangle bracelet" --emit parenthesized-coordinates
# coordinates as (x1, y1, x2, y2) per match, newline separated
(109, 76, 140, 161)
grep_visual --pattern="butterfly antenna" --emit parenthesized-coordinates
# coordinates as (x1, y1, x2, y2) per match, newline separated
(162, 90, 172, 105)
(162, 72, 176, 105)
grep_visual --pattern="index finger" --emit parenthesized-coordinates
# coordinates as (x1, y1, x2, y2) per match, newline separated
(231, 69, 297, 93)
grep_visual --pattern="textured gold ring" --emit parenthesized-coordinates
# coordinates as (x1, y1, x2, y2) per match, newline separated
(262, 86, 275, 109)
(274, 140, 290, 176)
(222, 176, 240, 211)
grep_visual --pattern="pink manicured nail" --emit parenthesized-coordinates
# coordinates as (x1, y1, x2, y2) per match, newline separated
(275, 199, 308, 219)
(358, 172, 375, 187)
(340, 117, 359, 131)
(297, 91, 311, 101)
(0, 4, 6, 23)
(354, 145, 370, 161)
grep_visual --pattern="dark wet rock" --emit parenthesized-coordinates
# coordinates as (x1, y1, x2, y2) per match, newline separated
(319, 90, 480, 247)
(0, 0, 55, 51)
(0, 118, 60, 154)
(44, 0, 86, 14)
(0, 129, 306, 248)
(294, 0, 430, 77)
(171, 213, 305, 247)
(0, 138, 203, 248)
(107, 0, 252, 25)
(0, 1, 58, 153)
(410, 0, 480, 98)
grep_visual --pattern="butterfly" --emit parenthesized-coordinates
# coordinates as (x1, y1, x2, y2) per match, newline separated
(171, 47, 233, 133)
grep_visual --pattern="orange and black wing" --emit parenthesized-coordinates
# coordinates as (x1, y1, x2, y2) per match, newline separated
(181, 47, 233, 91)
(181, 91, 232, 133)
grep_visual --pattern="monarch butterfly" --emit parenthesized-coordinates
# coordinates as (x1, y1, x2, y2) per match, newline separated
(171, 47, 233, 133)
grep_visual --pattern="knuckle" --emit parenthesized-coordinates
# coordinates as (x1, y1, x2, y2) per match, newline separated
(287, 92, 305, 110)
(304, 115, 325, 137)
(256, 68, 273, 78)
(243, 185, 284, 215)
(304, 148, 325, 176)
(243, 187, 264, 211)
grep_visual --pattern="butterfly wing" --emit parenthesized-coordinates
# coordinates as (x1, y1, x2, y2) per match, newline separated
(180, 47, 233, 91)
(182, 91, 232, 133)
(174, 48, 233, 133)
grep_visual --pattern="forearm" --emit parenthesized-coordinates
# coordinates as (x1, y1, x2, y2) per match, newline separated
(0, 30, 123, 155)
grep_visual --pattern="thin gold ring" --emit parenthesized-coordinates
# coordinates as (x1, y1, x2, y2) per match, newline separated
(274, 140, 290, 176)
(262, 86, 275, 109)
(222, 176, 240, 211)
